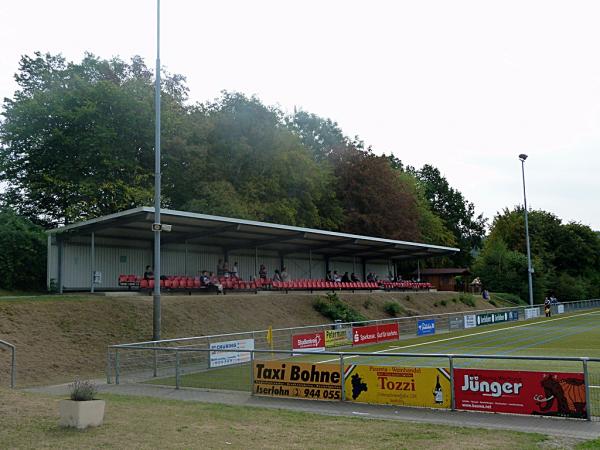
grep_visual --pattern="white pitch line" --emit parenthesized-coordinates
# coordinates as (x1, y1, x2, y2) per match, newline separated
(316, 309, 600, 364)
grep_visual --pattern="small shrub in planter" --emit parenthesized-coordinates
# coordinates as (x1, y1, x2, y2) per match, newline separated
(59, 380, 105, 429)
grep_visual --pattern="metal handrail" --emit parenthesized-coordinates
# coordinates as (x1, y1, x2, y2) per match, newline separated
(0, 339, 16, 388)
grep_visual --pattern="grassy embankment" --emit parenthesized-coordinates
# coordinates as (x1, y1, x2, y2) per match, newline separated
(0, 291, 492, 386)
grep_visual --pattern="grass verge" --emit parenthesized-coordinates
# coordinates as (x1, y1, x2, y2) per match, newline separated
(0, 388, 558, 449)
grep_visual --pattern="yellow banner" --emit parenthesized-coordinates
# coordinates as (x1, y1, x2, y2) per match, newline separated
(253, 361, 342, 401)
(344, 365, 450, 408)
(325, 328, 352, 348)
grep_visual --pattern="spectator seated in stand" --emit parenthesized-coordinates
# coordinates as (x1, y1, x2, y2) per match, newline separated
(366, 272, 375, 282)
(273, 269, 283, 282)
(326, 270, 333, 282)
(341, 272, 350, 282)
(259, 264, 267, 279)
(333, 271, 341, 283)
(280, 267, 290, 282)
(231, 262, 239, 278)
(222, 261, 230, 278)
(143, 265, 154, 280)
(351, 273, 360, 282)
(209, 271, 224, 294)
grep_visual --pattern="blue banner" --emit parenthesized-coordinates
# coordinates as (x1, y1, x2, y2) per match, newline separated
(417, 319, 436, 336)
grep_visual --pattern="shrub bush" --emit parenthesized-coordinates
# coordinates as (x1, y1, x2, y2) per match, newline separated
(440, 300, 447, 307)
(459, 293, 476, 307)
(69, 380, 98, 401)
(0, 209, 46, 291)
(313, 292, 366, 323)
(363, 299, 373, 309)
(383, 301, 404, 317)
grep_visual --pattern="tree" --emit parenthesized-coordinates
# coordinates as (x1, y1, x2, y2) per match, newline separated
(411, 164, 486, 266)
(285, 110, 356, 162)
(0, 52, 187, 225)
(165, 92, 345, 229)
(0, 209, 46, 290)
(329, 147, 420, 241)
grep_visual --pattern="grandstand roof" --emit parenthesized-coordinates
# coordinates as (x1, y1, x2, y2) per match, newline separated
(48, 207, 459, 262)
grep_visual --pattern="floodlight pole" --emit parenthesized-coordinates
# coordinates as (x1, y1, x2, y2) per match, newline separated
(153, 0, 162, 340)
(519, 154, 534, 307)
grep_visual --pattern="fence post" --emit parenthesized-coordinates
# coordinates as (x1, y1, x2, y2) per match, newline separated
(11, 346, 16, 389)
(449, 355, 455, 411)
(106, 348, 112, 384)
(250, 351, 255, 395)
(340, 354, 345, 401)
(115, 350, 120, 385)
(175, 351, 181, 390)
(583, 358, 591, 421)
(153, 349, 158, 378)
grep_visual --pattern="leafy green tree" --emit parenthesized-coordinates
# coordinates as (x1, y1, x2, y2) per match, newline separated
(166, 93, 344, 229)
(411, 164, 486, 266)
(0, 209, 46, 290)
(0, 52, 186, 225)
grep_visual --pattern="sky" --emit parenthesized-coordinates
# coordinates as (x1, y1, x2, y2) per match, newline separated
(1, 0, 599, 229)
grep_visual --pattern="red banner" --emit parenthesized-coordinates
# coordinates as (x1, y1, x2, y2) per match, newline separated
(454, 368, 586, 419)
(352, 323, 399, 346)
(292, 331, 325, 352)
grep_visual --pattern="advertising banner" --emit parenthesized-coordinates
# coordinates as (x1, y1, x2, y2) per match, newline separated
(209, 338, 254, 368)
(253, 361, 341, 400)
(525, 307, 540, 319)
(476, 311, 519, 327)
(325, 328, 352, 348)
(292, 331, 325, 352)
(449, 316, 464, 330)
(464, 314, 476, 329)
(344, 365, 451, 408)
(417, 319, 436, 336)
(557, 304, 565, 314)
(454, 368, 586, 418)
(352, 323, 399, 346)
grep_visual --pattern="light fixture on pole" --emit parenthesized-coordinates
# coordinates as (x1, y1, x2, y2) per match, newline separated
(519, 153, 534, 307)
(153, 0, 162, 340)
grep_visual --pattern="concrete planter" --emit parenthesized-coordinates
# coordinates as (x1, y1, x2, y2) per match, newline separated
(59, 399, 105, 429)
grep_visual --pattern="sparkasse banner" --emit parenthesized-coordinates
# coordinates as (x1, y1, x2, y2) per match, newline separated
(344, 365, 450, 408)
(253, 361, 341, 400)
(454, 368, 586, 418)
(352, 323, 399, 346)
(292, 331, 325, 352)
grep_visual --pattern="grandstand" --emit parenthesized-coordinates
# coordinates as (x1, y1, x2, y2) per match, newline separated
(47, 207, 457, 293)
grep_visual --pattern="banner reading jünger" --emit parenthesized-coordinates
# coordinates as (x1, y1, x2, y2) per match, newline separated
(344, 365, 451, 408)
(253, 361, 342, 400)
(454, 368, 586, 418)
(325, 328, 352, 348)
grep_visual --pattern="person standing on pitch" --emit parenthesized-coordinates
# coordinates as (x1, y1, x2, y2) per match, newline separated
(544, 296, 552, 317)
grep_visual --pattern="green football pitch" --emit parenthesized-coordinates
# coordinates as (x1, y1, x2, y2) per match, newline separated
(148, 308, 600, 398)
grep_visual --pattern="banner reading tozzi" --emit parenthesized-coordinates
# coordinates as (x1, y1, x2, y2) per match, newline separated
(344, 365, 451, 408)
(253, 361, 342, 400)
(454, 368, 586, 418)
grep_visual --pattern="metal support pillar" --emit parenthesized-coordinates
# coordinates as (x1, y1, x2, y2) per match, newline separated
(361, 258, 366, 281)
(57, 237, 64, 294)
(90, 232, 95, 293)
(583, 358, 591, 421)
(309, 249, 313, 279)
